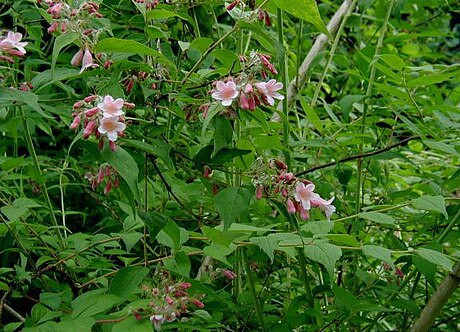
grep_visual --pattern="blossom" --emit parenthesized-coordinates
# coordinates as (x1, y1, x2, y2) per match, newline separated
(98, 116, 126, 141)
(313, 197, 336, 222)
(211, 80, 239, 106)
(150, 314, 165, 331)
(0, 31, 27, 56)
(80, 47, 98, 73)
(71, 49, 84, 67)
(255, 79, 284, 106)
(97, 95, 125, 117)
(294, 182, 318, 211)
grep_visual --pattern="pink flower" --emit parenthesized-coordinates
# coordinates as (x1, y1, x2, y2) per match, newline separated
(98, 116, 126, 141)
(211, 80, 239, 106)
(0, 31, 27, 55)
(294, 182, 318, 211)
(47, 2, 63, 18)
(222, 269, 237, 280)
(314, 197, 336, 222)
(286, 198, 296, 214)
(71, 49, 84, 67)
(255, 79, 284, 106)
(97, 95, 125, 117)
(80, 47, 98, 73)
(150, 314, 165, 331)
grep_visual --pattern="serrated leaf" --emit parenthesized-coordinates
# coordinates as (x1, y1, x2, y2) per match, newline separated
(415, 248, 453, 271)
(363, 245, 394, 270)
(304, 242, 342, 276)
(358, 212, 396, 226)
(272, 0, 330, 37)
(109, 266, 149, 299)
(250, 235, 281, 262)
(411, 195, 448, 219)
(214, 187, 252, 230)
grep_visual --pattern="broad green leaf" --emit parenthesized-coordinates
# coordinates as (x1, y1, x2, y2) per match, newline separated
(272, 0, 330, 37)
(156, 220, 188, 251)
(95, 38, 175, 70)
(138, 211, 169, 240)
(109, 266, 149, 299)
(202, 226, 242, 247)
(214, 187, 252, 230)
(13, 198, 42, 208)
(112, 316, 152, 332)
(52, 32, 79, 71)
(301, 220, 333, 235)
(121, 232, 143, 253)
(203, 243, 236, 266)
(362, 245, 394, 270)
(304, 242, 342, 276)
(250, 234, 281, 262)
(423, 140, 460, 157)
(326, 234, 361, 247)
(0, 88, 49, 118)
(407, 70, 459, 87)
(54, 318, 95, 332)
(123, 139, 175, 170)
(412, 255, 437, 286)
(100, 146, 140, 204)
(163, 251, 191, 277)
(415, 248, 453, 271)
(32, 68, 80, 91)
(411, 195, 448, 219)
(333, 285, 358, 313)
(379, 54, 406, 71)
(358, 212, 396, 226)
(72, 292, 121, 318)
(213, 117, 233, 157)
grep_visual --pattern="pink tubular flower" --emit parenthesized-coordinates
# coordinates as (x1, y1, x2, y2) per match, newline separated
(97, 95, 125, 117)
(286, 198, 296, 214)
(222, 269, 237, 280)
(294, 182, 318, 211)
(71, 49, 84, 67)
(98, 116, 126, 141)
(314, 197, 336, 222)
(80, 47, 98, 73)
(47, 2, 63, 18)
(255, 79, 284, 106)
(211, 80, 239, 106)
(0, 31, 28, 56)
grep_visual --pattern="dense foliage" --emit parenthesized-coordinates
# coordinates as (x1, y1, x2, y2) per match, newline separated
(0, 0, 459, 331)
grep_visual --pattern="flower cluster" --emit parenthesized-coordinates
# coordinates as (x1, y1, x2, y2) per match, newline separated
(226, 1, 271, 27)
(133, 0, 159, 9)
(84, 164, 120, 195)
(210, 52, 284, 112)
(70, 94, 134, 151)
(134, 276, 205, 331)
(0, 31, 27, 63)
(252, 159, 336, 222)
(39, 0, 106, 73)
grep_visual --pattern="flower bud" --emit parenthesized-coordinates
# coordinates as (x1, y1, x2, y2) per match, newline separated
(71, 50, 84, 67)
(104, 179, 112, 195)
(70, 115, 81, 130)
(84, 107, 99, 117)
(255, 185, 264, 200)
(286, 199, 296, 214)
(83, 120, 96, 138)
(190, 298, 204, 308)
(227, 0, 239, 10)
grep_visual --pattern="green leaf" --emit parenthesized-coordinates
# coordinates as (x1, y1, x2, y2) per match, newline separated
(214, 187, 252, 230)
(415, 248, 453, 271)
(301, 220, 333, 235)
(112, 316, 153, 332)
(138, 211, 169, 240)
(325, 234, 361, 247)
(100, 146, 140, 204)
(213, 117, 233, 157)
(300, 98, 323, 132)
(123, 139, 175, 170)
(52, 32, 79, 71)
(95, 38, 175, 70)
(121, 232, 143, 253)
(272, 0, 330, 37)
(411, 195, 448, 219)
(0, 88, 50, 118)
(203, 243, 236, 266)
(423, 140, 460, 157)
(147, 8, 191, 22)
(54, 318, 95, 332)
(250, 235, 281, 262)
(362, 245, 394, 270)
(109, 266, 149, 299)
(156, 220, 188, 251)
(71, 292, 121, 318)
(358, 212, 396, 227)
(304, 242, 342, 276)
(333, 285, 358, 313)
(163, 251, 191, 277)
(407, 70, 459, 87)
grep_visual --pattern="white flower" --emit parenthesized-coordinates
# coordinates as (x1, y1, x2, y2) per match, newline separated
(97, 95, 125, 117)
(98, 116, 126, 141)
(0, 31, 28, 55)
(211, 80, 239, 106)
(255, 79, 284, 106)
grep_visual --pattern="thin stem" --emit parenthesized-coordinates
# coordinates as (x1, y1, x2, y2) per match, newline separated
(242, 249, 267, 332)
(436, 206, 460, 243)
(21, 108, 63, 245)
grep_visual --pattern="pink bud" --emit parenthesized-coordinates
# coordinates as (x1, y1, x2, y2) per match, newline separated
(103, 60, 112, 69)
(104, 179, 112, 194)
(264, 11, 272, 27)
(73, 101, 84, 109)
(286, 199, 296, 214)
(124, 78, 134, 93)
(239, 93, 250, 110)
(179, 282, 192, 290)
(98, 138, 105, 150)
(0, 55, 15, 63)
(123, 102, 135, 109)
(47, 21, 59, 34)
(190, 299, 204, 308)
(299, 207, 309, 221)
(84, 107, 99, 117)
(113, 176, 120, 188)
(60, 22, 67, 32)
(165, 296, 174, 305)
(203, 165, 212, 178)
(227, 0, 239, 11)
(47, 3, 63, 18)
(70, 115, 81, 130)
(222, 269, 237, 280)
(258, 10, 264, 21)
(244, 84, 253, 94)
(71, 50, 84, 67)
(84, 95, 98, 103)
(273, 159, 288, 170)
(248, 96, 256, 111)
(82, 120, 96, 138)
(97, 170, 104, 184)
(255, 185, 264, 200)
(109, 140, 116, 151)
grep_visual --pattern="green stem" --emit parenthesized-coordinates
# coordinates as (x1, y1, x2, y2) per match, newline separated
(21, 108, 63, 246)
(437, 206, 460, 243)
(243, 249, 266, 332)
